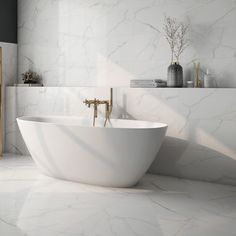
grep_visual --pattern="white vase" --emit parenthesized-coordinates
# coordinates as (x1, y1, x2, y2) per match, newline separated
(204, 69, 216, 88)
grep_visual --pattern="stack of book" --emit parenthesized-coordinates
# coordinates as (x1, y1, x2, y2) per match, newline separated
(130, 79, 167, 88)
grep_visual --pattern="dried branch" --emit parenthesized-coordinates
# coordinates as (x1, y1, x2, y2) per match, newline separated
(163, 16, 189, 63)
(174, 22, 189, 62)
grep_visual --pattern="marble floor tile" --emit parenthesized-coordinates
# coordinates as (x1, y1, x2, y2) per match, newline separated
(0, 154, 236, 236)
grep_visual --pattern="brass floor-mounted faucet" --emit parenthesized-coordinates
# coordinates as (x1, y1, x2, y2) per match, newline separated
(83, 88, 113, 127)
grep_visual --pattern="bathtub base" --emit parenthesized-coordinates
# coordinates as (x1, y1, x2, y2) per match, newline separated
(17, 116, 167, 188)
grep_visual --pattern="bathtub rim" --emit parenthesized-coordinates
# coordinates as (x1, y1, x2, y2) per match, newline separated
(17, 116, 168, 130)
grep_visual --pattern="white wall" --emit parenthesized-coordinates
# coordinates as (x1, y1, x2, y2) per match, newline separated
(13, 0, 236, 185)
(18, 0, 236, 87)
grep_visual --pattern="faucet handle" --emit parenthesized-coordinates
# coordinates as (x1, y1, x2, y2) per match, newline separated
(83, 99, 90, 108)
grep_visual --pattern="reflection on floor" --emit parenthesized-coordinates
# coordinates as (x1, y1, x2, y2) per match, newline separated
(0, 154, 236, 236)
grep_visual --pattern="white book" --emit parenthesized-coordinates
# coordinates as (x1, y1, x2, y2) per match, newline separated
(14, 83, 43, 87)
(131, 82, 167, 87)
(131, 79, 162, 83)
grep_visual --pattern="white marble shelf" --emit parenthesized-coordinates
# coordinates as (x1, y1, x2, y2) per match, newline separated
(6, 86, 236, 90)
(0, 154, 236, 236)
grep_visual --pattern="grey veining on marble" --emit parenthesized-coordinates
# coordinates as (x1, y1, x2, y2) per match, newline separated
(0, 155, 236, 236)
(5, 87, 236, 186)
(18, 0, 236, 87)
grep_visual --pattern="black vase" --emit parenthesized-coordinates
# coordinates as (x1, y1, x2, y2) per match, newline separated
(167, 62, 183, 87)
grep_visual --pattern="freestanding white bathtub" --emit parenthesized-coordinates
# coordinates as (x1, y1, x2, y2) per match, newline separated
(17, 116, 167, 187)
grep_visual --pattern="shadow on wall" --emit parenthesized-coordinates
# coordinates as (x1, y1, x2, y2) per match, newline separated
(149, 136, 236, 186)
(116, 88, 236, 185)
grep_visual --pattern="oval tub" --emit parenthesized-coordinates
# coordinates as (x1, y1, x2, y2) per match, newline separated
(17, 116, 167, 187)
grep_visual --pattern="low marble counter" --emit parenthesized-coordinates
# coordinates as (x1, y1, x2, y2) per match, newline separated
(0, 155, 236, 236)
(5, 87, 236, 185)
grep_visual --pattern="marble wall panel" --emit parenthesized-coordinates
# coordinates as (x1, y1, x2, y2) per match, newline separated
(5, 87, 236, 185)
(18, 0, 236, 87)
